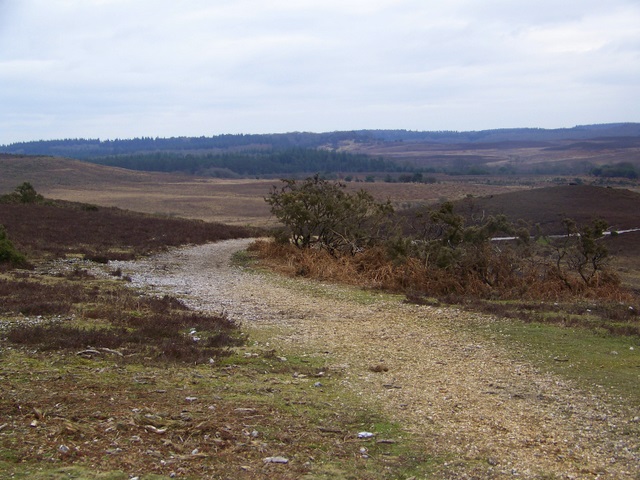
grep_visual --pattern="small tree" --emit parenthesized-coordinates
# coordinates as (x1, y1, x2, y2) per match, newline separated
(16, 182, 43, 203)
(265, 175, 393, 255)
(550, 218, 610, 286)
(0, 182, 44, 204)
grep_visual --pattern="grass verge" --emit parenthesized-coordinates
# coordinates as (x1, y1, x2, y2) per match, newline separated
(475, 320, 640, 409)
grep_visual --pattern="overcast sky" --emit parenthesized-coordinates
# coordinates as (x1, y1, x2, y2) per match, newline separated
(1, 0, 639, 143)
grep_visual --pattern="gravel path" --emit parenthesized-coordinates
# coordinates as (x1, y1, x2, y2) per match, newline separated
(111, 239, 639, 479)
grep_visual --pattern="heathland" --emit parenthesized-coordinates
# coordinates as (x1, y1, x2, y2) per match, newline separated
(0, 126, 639, 478)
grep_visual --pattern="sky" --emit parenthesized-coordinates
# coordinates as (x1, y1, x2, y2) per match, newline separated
(1, 0, 639, 144)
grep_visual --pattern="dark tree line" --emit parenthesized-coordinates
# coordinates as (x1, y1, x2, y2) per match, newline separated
(0, 132, 376, 159)
(87, 148, 408, 176)
(591, 162, 638, 179)
(3, 124, 639, 159)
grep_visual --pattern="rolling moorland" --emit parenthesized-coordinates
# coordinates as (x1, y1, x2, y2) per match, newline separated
(0, 124, 639, 478)
(2, 123, 640, 178)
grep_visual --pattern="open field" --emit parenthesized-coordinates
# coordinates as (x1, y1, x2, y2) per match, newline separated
(2, 154, 639, 288)
(2, 235, 638, 478)
(41, 179, 537, 227)
(0, 155, 537, 226)
(4, 154, 631, 227)
(1, 261, 425, 479)
(2, 155, 639, 290)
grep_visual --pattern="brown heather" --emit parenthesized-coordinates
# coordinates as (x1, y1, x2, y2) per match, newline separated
(0, 201, 259, 261)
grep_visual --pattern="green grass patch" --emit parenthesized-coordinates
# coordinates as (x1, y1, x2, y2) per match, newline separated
(481, 320, 640, 407)
(0, 344, 435, 479)
(275, 274, 402, 306)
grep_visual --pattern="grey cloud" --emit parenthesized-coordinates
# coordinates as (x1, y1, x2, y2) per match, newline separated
(0, 0, 638, 142)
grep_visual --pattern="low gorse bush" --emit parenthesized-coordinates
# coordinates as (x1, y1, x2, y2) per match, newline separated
(264, 177, 622, 299)
(260, 176, 638, 335)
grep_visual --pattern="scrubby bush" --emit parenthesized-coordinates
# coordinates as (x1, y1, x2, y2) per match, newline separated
(0, 225, 27, 268)
(0, 182, 45, 204)
(265, 174, 394, 255)
(262, 183, 622, 301)
(546, 218, 611, 287)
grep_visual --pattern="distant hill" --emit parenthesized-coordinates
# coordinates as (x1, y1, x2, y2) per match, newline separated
(2, 123, 639, 178)
(452, 185, 640, 234)
(0, 154, 186, 194)
(2, 123, 639, 158)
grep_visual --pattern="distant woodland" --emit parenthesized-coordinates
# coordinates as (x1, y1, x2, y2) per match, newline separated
(89, 149, 406, 177)
(2, 123, 639, 178)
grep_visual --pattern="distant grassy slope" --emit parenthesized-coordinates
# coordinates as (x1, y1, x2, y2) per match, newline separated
(2, 124, 639, 157)
(0, 155, 275, 225)
(456, 185, 640, 234)
(0, 154, 189, 193)
(0, 154, 531, 226)
(4, 124, 640, 178)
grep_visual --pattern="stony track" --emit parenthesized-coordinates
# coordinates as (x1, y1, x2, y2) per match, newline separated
(109, 239, 639, 479)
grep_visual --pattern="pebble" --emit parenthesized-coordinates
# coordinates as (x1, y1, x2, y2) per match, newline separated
(264, 456, 289, 464)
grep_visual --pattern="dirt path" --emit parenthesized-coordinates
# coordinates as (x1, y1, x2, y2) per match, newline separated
(112, 239, 639, 479)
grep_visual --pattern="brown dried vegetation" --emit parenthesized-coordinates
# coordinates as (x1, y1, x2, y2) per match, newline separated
(250, 239, 640, 337)
(0, 199, 258, 262)
(258, 180, 639, 338)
